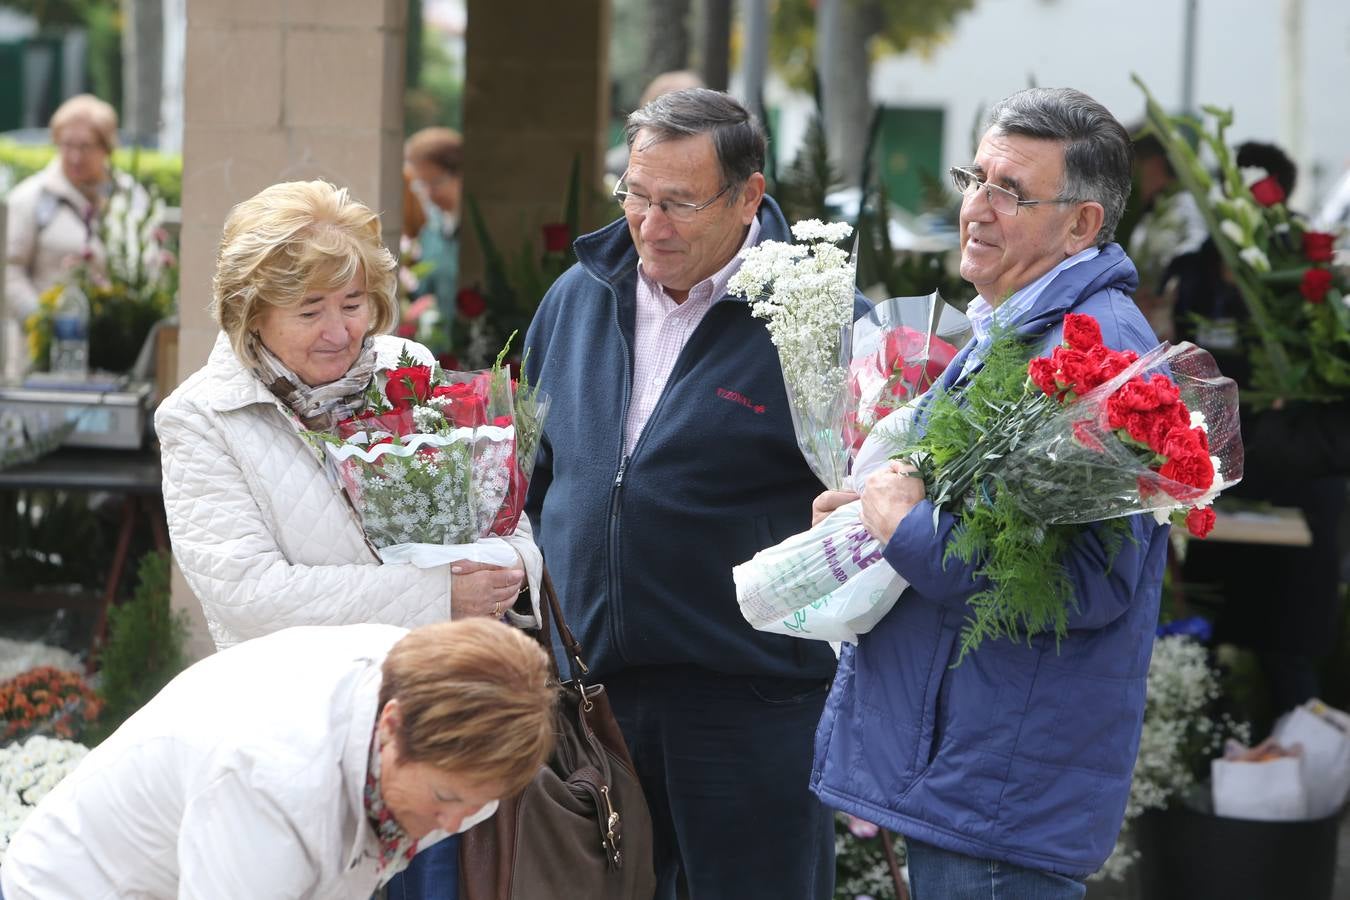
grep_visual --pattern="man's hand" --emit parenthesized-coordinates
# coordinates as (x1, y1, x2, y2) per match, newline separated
(811, 490, 860, 526)
(860, 460, 927, 545)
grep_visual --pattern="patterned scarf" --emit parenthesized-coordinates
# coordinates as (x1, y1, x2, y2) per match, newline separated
(364, 731, 419, 882)
(249, 334, 378, 431)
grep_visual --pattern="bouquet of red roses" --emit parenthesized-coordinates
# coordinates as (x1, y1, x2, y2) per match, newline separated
(312, 348, 527, 567)
(845, 292, 969, 455)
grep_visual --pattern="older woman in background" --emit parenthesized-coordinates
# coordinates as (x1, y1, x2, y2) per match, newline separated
(156, 179, 539, 651)
(0, 618, 557, 898)
(2, 93, 156, 377)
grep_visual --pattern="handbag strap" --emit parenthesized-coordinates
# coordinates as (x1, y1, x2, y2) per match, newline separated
(537, 567, 591, 686)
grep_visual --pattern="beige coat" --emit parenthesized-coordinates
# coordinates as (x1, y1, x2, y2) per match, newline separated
(2, 159, 155, 377)
(155, 332, 542, 650)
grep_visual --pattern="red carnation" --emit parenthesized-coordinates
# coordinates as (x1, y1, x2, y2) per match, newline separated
(1072, 419, 1105, 452)
(456, 287, 488, 319)
(384, 365, 433, 409)
(1302, 231, 1336, 263)
(1159, 447, 1215, 493)
(1300, 267, 1333, 304)
(1061, 313, 1103, 352)
(1249, 176, 1286, 207)
(1028, 357, 1060, 397)
(1185, 506, 1217, 538)
(541, 222, 571, 255)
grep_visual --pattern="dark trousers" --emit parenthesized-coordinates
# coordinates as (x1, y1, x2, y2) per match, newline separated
(605, 665, 835, 900)
(386, 833, 459, 899)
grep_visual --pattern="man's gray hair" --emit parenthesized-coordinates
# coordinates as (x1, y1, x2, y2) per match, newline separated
(625, 88, 767, 192)
(984, 88, 1132, 244)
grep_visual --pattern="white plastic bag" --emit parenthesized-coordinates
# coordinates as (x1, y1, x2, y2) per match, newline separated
(733, 500, 907, 644)
(1272, 700, 1350, 819)
(1211, 753, 1309, 821)
(731, 401, 918, 645)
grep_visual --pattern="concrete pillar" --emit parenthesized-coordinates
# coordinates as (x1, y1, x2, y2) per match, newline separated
(458, 0, 610, 292)
(171, 0, 407, 658)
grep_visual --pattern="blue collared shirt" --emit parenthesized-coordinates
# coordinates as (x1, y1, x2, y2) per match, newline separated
(961, 247, 1100, 377)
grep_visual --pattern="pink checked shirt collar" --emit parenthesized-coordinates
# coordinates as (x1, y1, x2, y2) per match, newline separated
(624, 216, 762, 454)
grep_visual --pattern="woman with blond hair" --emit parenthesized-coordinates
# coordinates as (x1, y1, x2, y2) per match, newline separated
(2, 93, 157, 377)
(1, 618, 557, 898)
(156, 179, 540, 650)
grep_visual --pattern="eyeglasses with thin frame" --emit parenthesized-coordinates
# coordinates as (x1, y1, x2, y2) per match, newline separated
(949, 166, 1082, 217)
(613, 176, 733, 224)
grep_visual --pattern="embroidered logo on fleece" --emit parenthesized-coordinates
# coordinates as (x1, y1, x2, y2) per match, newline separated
(716, 388, 766, 414)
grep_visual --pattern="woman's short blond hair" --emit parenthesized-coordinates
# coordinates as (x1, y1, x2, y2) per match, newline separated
(211, 180, 399, 368)
(379, 619, 556, 796)
(49, 94, 119, 153)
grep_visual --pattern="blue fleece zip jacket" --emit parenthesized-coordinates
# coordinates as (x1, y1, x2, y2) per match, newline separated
(523, 196, 870, 681)
(811, 243, 1168, 878)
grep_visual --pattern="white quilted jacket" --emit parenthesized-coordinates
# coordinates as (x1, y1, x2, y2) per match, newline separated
(156, 332, 542, 650)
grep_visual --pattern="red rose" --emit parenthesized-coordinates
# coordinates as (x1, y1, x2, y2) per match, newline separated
(1185, 506, 1217, 538)
(541, 222, 571, 255)
(1299, 267, 1332, 304)
(1249, 176, 1286, 207)
(1302, 231, 1336, 263)
(384, 365, 433, 409)
(432, 381, 487, 427)
(1061, 313, 1103, 352)
(456, 288, 488, 319)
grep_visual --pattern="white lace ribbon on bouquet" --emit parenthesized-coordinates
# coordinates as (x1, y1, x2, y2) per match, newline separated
(324, 424, 514, 464)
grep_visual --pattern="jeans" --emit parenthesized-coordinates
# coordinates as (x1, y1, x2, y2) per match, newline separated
(906, 837, 1087, 900)
(384, 834, 459, 900)
(605, 665, 834, 900)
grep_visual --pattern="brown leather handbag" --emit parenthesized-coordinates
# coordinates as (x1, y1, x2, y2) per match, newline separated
(459, 569, 656, 900)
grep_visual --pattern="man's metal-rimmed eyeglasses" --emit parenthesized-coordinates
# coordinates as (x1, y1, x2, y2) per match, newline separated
(949, 166, 1082, 217)
(613, 177, 732, 224)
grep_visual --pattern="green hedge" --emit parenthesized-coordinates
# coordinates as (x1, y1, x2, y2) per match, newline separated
(0, 139, 182, 206)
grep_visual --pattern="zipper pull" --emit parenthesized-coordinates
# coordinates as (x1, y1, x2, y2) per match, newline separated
(614, 455, 629, 487)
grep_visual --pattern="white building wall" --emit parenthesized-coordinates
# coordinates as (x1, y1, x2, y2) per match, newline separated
(763, 0, 1350, 212)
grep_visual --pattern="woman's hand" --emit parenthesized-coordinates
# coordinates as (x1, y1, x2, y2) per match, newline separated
(811, 490, 860, 526)
(450, 560, 525, 619)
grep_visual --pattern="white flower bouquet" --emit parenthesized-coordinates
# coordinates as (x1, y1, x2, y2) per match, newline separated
(729, 219, 858, 490)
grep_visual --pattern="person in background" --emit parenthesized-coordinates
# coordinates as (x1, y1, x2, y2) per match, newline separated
(0, 619, 556, 899)
(404, 127, 464, 322)
(604, 70, 707, 181)
(811, 87, 1165, 898)
(2, 93, 156, 378)
(155, 179, 543, 900)
(524, 87, 869, 899)
(1126, 132, 1208, 341)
